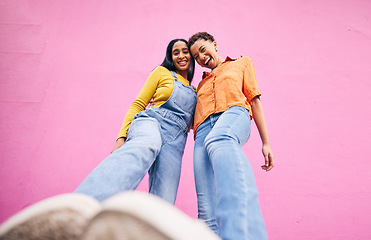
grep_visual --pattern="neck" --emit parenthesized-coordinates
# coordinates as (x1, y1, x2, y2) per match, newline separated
(176, 70, 188, 80)
(211, 54, 224, 72)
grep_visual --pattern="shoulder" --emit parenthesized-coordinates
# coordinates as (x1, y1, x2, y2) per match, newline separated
(237, 56, 255, 72)
(149, 66, 173, 79)
(237, 56, 253, 64)
(152, 66, 170, 74)
(224, 56, 253, 67)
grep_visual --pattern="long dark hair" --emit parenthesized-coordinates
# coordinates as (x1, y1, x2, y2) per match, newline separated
(161, 39, 195, 83)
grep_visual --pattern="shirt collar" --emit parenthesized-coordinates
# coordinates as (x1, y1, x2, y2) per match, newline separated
(202, 56, 237, 78)
(225, 56, 237, 61)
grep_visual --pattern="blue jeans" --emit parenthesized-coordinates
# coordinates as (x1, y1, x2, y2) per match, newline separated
(74, 110, 187, 203)
(194, 106, 267, 240)
(75, 72, 196, 204)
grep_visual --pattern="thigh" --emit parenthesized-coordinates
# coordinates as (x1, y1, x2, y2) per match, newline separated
(148, 126, 186, 204)
(207, 106, 251, 146)
(126, 114, 162, 144)
(75, 116, 162, 202)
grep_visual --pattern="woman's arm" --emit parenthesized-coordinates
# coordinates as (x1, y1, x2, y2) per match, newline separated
(111, 137, 125, 153)
(112, 67, 162, 153)
(251, 97, 274, 171)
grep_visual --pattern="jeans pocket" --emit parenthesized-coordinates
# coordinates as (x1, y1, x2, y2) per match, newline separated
(161, 123, 184, 145)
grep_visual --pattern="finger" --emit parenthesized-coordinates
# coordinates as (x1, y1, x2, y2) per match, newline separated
(266, 157, 274, 171)
(261, 164, 269, 171)
(264, 154, 270, 170)
(266, 163, 274, 171)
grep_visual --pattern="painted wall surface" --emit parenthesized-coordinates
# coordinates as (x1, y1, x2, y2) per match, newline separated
(1, 0, 370, 239)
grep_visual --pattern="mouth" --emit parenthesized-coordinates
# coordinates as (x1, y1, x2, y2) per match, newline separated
(204, 57, 211, 66)
(178, 60, 188, 67)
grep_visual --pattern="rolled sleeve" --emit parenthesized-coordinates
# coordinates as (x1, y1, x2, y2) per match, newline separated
(242, 57, 261, 103)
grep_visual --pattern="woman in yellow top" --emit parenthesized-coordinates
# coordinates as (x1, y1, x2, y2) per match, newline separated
(75, 39, 197, 204)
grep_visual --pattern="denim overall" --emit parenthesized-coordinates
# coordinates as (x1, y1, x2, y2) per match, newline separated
(75, 71, 197, 204)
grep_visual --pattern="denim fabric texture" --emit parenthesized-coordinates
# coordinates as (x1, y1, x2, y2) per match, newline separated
(194, 106, 267, 240)
(75, 71, 196, 204)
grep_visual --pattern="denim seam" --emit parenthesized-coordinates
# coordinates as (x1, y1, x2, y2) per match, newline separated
(156, 108, 188, 134)
(148, 159, 158, 193)
(161, 127, 185, 147)
(232, 143, 249, 233)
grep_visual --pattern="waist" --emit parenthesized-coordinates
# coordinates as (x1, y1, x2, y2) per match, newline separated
(194, 103, 252, 132)
(146, 107, 190, 133)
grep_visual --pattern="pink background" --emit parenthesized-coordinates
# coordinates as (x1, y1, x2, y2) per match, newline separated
(1, 0, 370, 239)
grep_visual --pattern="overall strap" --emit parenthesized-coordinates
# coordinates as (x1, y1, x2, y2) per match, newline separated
(171, 71, 178, 80)
(171, 70, 196, 91)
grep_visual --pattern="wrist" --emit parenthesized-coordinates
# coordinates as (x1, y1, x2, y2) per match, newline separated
(117, 137, 126, 142)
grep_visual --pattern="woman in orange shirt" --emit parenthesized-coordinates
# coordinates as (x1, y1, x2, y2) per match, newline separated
(189, 32, 274, 240)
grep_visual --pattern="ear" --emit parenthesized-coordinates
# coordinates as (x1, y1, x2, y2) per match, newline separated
(213, 41, 218, 52)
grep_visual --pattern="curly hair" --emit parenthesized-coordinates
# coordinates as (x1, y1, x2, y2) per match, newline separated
(188, 32, 215, 48)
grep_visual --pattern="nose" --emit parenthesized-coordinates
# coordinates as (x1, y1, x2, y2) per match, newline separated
(179, 52, 185, 59)
(200, 53, 206, 62)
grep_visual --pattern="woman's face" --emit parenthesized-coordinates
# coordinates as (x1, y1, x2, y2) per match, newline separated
(190, 39, 219, 70)
(172, 41, 191, 72)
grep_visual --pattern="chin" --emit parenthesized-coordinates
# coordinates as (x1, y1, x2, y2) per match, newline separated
(179, 66, 189, 71)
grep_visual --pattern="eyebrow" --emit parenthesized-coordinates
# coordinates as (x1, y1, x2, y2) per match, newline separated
(193, 45, 204, 58)
(173, 48, 189, 53)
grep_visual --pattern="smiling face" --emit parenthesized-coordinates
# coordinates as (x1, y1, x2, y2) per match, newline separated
(172, 41, 191, 74)
(190, 39, 221, 70)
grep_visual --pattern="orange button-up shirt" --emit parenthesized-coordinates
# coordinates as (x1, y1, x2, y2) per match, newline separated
(194, 56, 261, 132)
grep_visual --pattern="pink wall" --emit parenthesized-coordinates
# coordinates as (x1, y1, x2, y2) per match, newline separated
(1, 0, 370, 239)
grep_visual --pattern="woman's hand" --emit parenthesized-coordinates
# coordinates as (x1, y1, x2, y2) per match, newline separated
(111, 138, 125, 153)
(261, 143, 274, 172)
(251, 97, 274, 172)
(147, 99, 156, 108)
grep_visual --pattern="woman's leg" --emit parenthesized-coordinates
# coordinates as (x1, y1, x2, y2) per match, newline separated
(148, 115, 187, 204)
(75, 117, 162, 202)
(148, 130, 186, 205)
(204, 106, 267, 240)
(193, 115, 219, 234)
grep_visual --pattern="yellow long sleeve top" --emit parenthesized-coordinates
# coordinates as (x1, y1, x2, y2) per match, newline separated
(117, 66, 192, 139)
